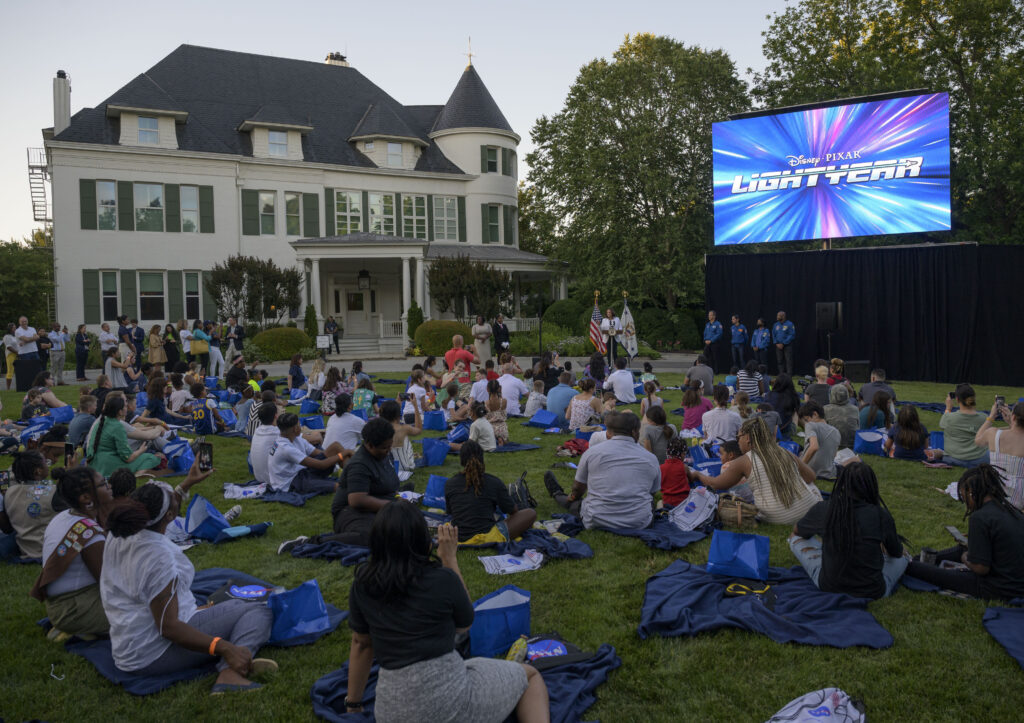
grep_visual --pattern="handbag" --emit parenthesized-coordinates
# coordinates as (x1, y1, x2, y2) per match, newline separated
(717, 493, 759, 529)
(421, 437, 450, 466)
(424, 474, 447, 509)
(706, 529, 770, 580)
(191, 339, 209, 355)
(469, 585, 531, 658)
(422, 410, 447, 431)
(267, 579, 331, 645)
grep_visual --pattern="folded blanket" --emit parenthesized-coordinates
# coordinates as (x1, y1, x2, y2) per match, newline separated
(596, 514, 711, 550)
(637, 560, 893, 649)
(310, 644, 621, 723)
(262, 489, 319, 507)
(291, 540, 371, 566)
(983, 606, 1024, 670)
(66, 567, 348, 695)
(464, 528, 594, 560)
(491, 443, 541, 453)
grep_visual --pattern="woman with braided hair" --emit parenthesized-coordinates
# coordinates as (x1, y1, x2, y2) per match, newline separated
(443, 440, 536, 543)
(85, 395, 161, 478)
(906, 464, 1024, 600)
(694, 416, 822, 524)
(788, 462, 907, 598)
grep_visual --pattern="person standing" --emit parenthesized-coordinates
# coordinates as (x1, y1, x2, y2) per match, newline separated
(492, 315, 511, 356)
(323, 316, 339, 355)
(98, 322, 117, 357)
(15, 316, 40, 360)
(74, 324, 90, 382)
(772, 310, 796, 376)
(48, 323, 69, 384)
(130, 319, 144, 371)
(163, 324, 180, 373)
(36, 327, 52, 370)
(703, 311, 723, 373)
(750, 318, 771, 368)
(730, 315, 748, 368)
(225, 317, 246, 360)
(4, 323, 18, 389)
(206, 321, 225, 378)
(600, 308, 622, 366)
(471, 315, 492, 366)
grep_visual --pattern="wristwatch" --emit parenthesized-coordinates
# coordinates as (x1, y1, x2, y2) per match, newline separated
(344, 697, 363, 709)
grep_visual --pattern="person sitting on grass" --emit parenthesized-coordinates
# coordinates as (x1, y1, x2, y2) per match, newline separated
(101, 471, 279, 694)
(859, 390, 894, 430)
(31, 466, 113, 639)
(189, 383, 226, 435)
(140, 377, 191, 426)
(352, 377, 378, 419)
(21, 388, 50, 421)
(824, 384, 858, 449)
(640, 405, 677, 464)
(379, 399, 422, 473)
(22, 372, 69, 411)
(693, 416, 823, 525)
(798, 401, 841, 481)
(884, 405, 934, 462)
(680, 381, 713, 431)
(325, 393, 366, 451)
(975, 401, 1024, 509)
(444, 440, 537, 542)
(715, 439, 755, 504)
(605, 357, 637, 404)
(702, 384, 742, 443)
(766, 373, 801, 435)
(85, 396, 162, 478)
(268, 413, 352, 495)
(0, 451, 57, 561)
(545, 411, 661, 530)
(523, 379, 548, 418)
(939, 384, 990, 468)
(730, 391, 752, 419)
(68, 394, 98, 449)
(803, 365, 832, 408)
(660, 437, 691, 508)
(443, 382, 473, 423)
(906, 465, 1024, 600)
(640, 381, 664, 418)
(789, 461, 907, 599)
(233, 386, 256, 433)
(450, 402, 497, 453)
(566, 378, 603, 432)
(342, 503, 550, 720)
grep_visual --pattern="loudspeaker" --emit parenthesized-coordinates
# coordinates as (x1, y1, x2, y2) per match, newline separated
(14, 358, 43, 392)
(815, 302, 843, 331)
(845, 360, 871, 384)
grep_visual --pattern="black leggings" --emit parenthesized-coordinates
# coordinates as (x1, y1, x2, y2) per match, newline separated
(906, 545, 982, 597)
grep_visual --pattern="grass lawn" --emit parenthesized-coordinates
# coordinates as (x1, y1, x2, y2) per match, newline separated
(1, 372, 1023, 721)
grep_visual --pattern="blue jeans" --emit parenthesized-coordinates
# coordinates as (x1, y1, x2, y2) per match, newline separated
(943, 450, 990, 468)
(788, 534, 907, 598)
(18, 352, 38, 360)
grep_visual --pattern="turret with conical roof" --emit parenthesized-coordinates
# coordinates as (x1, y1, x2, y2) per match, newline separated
(431, 64, 516, 138)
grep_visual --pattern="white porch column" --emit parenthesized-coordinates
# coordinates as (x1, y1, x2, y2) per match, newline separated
(559, 276, 568, 300)
(401, 256, 411, 318)
(514, 273, 522, 317)
(414, 256, 425, 309)
(310, 258, 322, 319)
(423, 263, 432, 319)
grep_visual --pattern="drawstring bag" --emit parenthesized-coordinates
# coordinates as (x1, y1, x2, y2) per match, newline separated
(422, 410, 447, 431)
(421, 437, 450, 467)
(300, 398, 321, 415)
(767, 688, 866, 722)
(447, 421, 471, 444)
(470, 585, 531, 658)
(706, 529, 770, 580)
(300, 415, 325, 431)
(164, 438, 195, 473)
(668, 486, 718, 531)
(267, 579, 331, 645)
(853, 429, 887, 456)
(424, 474, 447, 509)
(185, 494, 230, 541)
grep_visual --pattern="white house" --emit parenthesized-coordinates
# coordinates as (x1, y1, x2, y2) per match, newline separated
(39, 45, 563, 355)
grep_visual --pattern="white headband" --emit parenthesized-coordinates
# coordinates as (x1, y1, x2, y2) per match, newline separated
(144, 480, 174, 526)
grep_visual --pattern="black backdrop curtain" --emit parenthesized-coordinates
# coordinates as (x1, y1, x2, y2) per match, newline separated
(704, 244, 1024, 386)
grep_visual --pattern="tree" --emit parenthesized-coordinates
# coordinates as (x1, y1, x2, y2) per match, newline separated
(205, 255, 303, 326)
(303, 304, 319, 339)
(427, 255, 511, 322)
(753, 0, 1024, 245)
(0, 235, 54, 326)
(406, 300, 425, 341)
(517, 182, 559, 256)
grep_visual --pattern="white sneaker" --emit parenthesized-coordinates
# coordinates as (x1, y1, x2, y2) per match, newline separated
(223, 505, 242, 523)
(277, 535, 309, 555)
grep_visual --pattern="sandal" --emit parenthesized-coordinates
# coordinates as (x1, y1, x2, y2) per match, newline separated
(211, 682, 263, 695)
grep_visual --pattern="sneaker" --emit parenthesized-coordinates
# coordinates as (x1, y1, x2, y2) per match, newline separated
(223, 505, 242, 523)
(543, 471, 566, 499)
(250, 658, 279, 676)
(277, 535, 309, 555)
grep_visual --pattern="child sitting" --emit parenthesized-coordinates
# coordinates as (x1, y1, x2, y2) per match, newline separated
(234, 386, 256, 432)
(21, 388, 49, 421)
(730, 391, 752, 419)
(523, 379, 547, 418)
(640, 362, 659, 388)
(602, 391, 618, 414)
(717, 440, 755, 503)
(725, 366, 739, 391)
(640, 380, 664, 418)
(68, 394, 98, 448)
(660, 437, 690, 507)
(353, 377, 377, 418)
(484, 358, 499, 381)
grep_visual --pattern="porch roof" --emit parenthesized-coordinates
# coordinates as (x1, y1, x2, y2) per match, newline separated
(290, 234, 557, 270)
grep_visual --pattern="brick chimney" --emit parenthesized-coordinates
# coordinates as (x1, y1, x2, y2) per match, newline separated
(53, 70, 71, 135)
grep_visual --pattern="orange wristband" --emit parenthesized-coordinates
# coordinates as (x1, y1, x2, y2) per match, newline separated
(338, 453, 344, 464)
(209, 637, 221, 656)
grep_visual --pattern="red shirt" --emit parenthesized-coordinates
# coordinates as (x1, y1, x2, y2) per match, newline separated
(486, 370, 500, 381)
(660, 457, 691, 507)
(444, 348, 475, 374)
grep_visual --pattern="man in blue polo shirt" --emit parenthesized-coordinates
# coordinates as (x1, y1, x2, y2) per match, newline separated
(545, 371, 576, 426)
(703, 311, 723, 373)
(772, 310, 796, 376)
(730, 315, 748, 369)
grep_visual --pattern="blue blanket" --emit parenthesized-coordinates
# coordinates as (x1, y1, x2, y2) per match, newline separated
(291, 540, 371, 566)
(897, 400, 964, 414)
(263, 489, 320, 506)
(374, 378, 407, 385)
(492, 443, 541, 453)
(310, 644, 621, 723)
(597, 514, 711, 550)
(637, 560, 893, 649)
(65, 567, 348, 695)
(216, 430, 251, 439)
(983, 606, 1024, 670)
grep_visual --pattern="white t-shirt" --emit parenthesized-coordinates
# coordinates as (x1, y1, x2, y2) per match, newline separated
(469, 416, 497, 452)
(3, 333, 17, 356)
(325, 412, 365, 451)
(98, 330, 117, 352)
(606, 369, 636, 403)
(702, 406, 743, 443)
(268, 435, 317, 491)
(168, 388, 193, 413)
(250, 425, 281, 485)
(100, 529, 198, 671)
(308, 372, 326, 392)
(588, 430, 608, 447)
(15, 326, 38, 354)
(178, 328, 192, 353)
(402, 384, 428, 417)
(470, 378, 490, 403)
(497, 374, 529, 416)
(42, 510, 105, 597)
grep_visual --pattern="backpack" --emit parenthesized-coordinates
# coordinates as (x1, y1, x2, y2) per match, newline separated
(521, 632, 595, 671)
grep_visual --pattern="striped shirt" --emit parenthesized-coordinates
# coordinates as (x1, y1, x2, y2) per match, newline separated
(736, 371, 763, 397)
(746, 451, 822, 524)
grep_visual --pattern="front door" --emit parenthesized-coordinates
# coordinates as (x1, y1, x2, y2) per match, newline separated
(345, 290, 371, 335)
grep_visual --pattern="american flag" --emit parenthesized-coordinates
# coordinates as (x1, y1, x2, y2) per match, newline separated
(590, 302, 606, 354)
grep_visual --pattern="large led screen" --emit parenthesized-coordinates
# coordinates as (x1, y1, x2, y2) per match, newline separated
(712, 92, 950, 245)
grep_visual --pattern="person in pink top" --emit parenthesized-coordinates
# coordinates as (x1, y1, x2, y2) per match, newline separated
(680, 381, 713, 430)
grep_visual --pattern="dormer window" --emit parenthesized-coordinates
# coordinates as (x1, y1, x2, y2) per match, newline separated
(138, 116, 159, 144)
(386, 142, 403, 168)
(269, 130, 288, 157)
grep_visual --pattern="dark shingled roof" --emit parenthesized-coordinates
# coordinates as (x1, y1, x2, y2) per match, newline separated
(350, 103, 425, 143)
(431, 64, 513, 135)
(51, 44, 503, 173)
(426, 243, 548, 264)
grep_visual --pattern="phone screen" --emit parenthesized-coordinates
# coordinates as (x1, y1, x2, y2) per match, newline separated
(949, 391, 956, 399)
(198, 442, 213, 472)
(995, 395, 1005, 407)
(64, 442, 75, 466)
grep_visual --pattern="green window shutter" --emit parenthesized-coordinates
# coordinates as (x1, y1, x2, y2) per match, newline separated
(120, 270, 137, 318)
(324, 188, 335, 236)
(501, 148, 511, 176)
(302, 193, 320, 237)
(481, 203, 489, 243)
(199, 186, 215, 233)
(117, 181, 135, 231)
(167, 270, 184, 321)
(241, 189, 259, 236)
(426, 194, 434, 241)
(82, 270, 100, 324)
(480, 145, 488, 173)
(164, 184, 181, 232)
(201, 271, 216, 320)
(503, 204, 512, 245)
(457, 196, 466, 242)
(395, 192, 403, 237)
(80, 180, 97, 230)
(361, 191, 369, 231)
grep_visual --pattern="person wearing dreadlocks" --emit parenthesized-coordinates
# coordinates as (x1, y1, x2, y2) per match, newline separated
(906, 464, 1024, 600)
(788, 462, 907, 599)
(443, 440, 536, 543)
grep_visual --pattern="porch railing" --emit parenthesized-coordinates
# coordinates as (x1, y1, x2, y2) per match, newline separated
(379, 318, 406, 339)
(505, 317, 540, 332)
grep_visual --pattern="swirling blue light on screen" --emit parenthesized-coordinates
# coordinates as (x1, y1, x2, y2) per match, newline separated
(712, 93, 951, 245)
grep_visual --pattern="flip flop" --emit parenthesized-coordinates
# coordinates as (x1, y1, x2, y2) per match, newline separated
(210, 682, 263, 695)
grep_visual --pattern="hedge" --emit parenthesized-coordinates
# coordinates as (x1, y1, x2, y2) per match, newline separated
(542, 299, 584, 331)
(251, 327, 311, 361)
(413, 320, 473, 356)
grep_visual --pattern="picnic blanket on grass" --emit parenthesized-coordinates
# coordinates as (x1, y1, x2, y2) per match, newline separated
(596, 513, 712, 551)
(983, 606, 1024, 670)
(637, 560, 893, 649)
(310, 644, 621, 723)
(65, 567, 347, 695)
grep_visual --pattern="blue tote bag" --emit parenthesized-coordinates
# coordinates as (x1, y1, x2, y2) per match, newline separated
(706, 529, 770, 580)
(184, 494, 230, 541)
(424, 474, 447, 509)
(470, 585, 531, 658)
(421, 437, 450, 467)
(526, 409, 558, 428)
(50, 405, 74, 424)
(218, 408, 238, 429)
(267, 579, 331, 645)
(422, 410, 447, 431)
(300, 398, 321, 415)
(164, 438, 195, 473)
(300, 415, 325, 431)
(447, 421, 471, 444)
(854, 429, 887, 456)
(204, 376, 219, 390)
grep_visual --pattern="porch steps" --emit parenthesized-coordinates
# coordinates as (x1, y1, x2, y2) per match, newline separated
(320, 337, 407, 361)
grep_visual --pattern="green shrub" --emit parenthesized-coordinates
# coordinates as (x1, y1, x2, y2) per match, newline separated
(413, 320, 473, 356)
(406, 301, 425, 341)
(251, 327, 311, 361)
(542, 299, 584, 331)
(303, 304, 318, 340)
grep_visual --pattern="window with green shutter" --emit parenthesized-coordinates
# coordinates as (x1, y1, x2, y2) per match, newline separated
(324, 188, 335, 236)
(501, 148, 511, 176)
(82, 270, 100, 324)
(241, 189, 259, 236)
(117, 182, 135, 231)
(120, 270, 137, 318)
(303, 193, 320, 237)
(457, 196, 466, 242)
(165, 184, 181, 232)
(198, 185, 215, 233)
(80, 180, 97, 230)
(167, 270, 184, 321)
